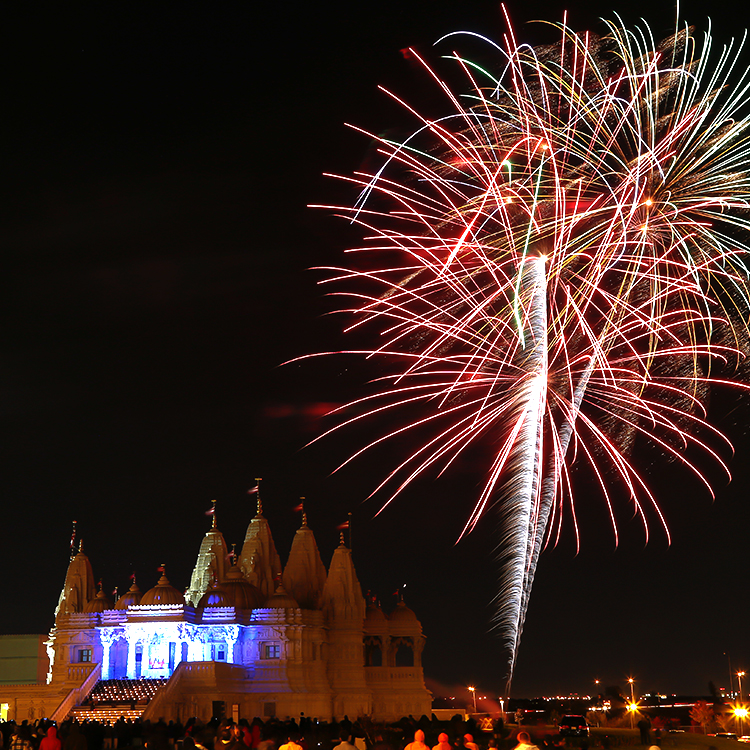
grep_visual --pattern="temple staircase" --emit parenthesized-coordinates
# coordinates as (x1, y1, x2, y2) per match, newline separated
(69, 678, 169, 721)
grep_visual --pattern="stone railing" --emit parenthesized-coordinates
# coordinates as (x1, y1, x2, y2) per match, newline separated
(140, 663, 185, 722)
(141, 661, 249, 722)
(50, 662, 101, 722)
(364, 666, 423, 684)
(66, 663, 98, 682)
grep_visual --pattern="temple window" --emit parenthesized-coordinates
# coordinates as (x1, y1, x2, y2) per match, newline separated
(263, 643, 280, 659)
(366, 644, 382, 667)
(78, 648, 92, 663)
(395, 642, 414, 667)
(135, 647, 143, 678)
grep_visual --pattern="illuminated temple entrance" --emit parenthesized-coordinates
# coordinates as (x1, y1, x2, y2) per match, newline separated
(99, 621, 239, 679)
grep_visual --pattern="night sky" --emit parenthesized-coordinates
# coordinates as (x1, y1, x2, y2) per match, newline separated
(2, 1, 750, 703)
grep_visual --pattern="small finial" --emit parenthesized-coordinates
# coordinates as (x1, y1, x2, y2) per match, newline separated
(78, 539, 84, 554)
(69, 520, 77, 561)
(339, 531, 345, 546)
(299, 497, 307, 526)
(249, 478, 263, 515)
(211, 499, 217, 529)
(230, 543, 237, 564)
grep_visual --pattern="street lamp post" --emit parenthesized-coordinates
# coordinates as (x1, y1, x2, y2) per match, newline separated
(628, 679, 636, 729)
(738, 672, 745, 704)
(468, 686, 477, 714)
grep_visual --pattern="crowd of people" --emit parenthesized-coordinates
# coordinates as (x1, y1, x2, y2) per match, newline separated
(0, 715, 585, 750)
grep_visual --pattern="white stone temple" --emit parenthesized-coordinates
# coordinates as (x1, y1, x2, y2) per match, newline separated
(0, 498, 432, 723)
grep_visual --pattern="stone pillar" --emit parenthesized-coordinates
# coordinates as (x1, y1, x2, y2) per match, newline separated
(126, 635, 137, 679)
(226, 630, 238, 664)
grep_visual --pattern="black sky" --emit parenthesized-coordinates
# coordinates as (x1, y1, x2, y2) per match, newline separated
(1, 1, 750, 703)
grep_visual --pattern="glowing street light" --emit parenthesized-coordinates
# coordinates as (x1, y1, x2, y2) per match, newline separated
(468, 686, 477, 714)
(628, 702, 638, 730)
(627, 679, 637, 730)
(735, 705, 748, 736)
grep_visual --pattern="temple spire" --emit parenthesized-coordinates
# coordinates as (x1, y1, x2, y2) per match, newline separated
(185, 506, 228, 607)
(282, 511, 327, 609)
(55, 534, 96, 619)
(239, 479, 281, 599)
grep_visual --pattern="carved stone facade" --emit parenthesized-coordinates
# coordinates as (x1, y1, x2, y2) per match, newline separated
(0, 502, 431, 723)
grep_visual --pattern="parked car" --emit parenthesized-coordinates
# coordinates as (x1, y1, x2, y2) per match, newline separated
(714, 733, 739, 740)
(558, 716, 590, 737)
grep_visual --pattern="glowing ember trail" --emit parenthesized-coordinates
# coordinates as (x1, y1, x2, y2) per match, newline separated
(310, 9, 750, 688)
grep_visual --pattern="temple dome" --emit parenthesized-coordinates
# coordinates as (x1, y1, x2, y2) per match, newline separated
(84, 588, 113, 613)
(388, 600, 421, 635)
(365, 603, 387, 623)
(389, 600, 417, 622)
(221, 565, 263, 610)
(140, 573, 184, 606)
(198, 583, 231, 609)
(264, 583, 298, 609)
(115, 581, 142, 610)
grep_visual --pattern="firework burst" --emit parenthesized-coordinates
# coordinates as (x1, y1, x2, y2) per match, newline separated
(311, 9, 750, 687)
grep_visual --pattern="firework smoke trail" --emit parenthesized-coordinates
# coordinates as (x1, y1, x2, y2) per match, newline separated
(311, 10, 750, 688)
(496, 253, 548, 682)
